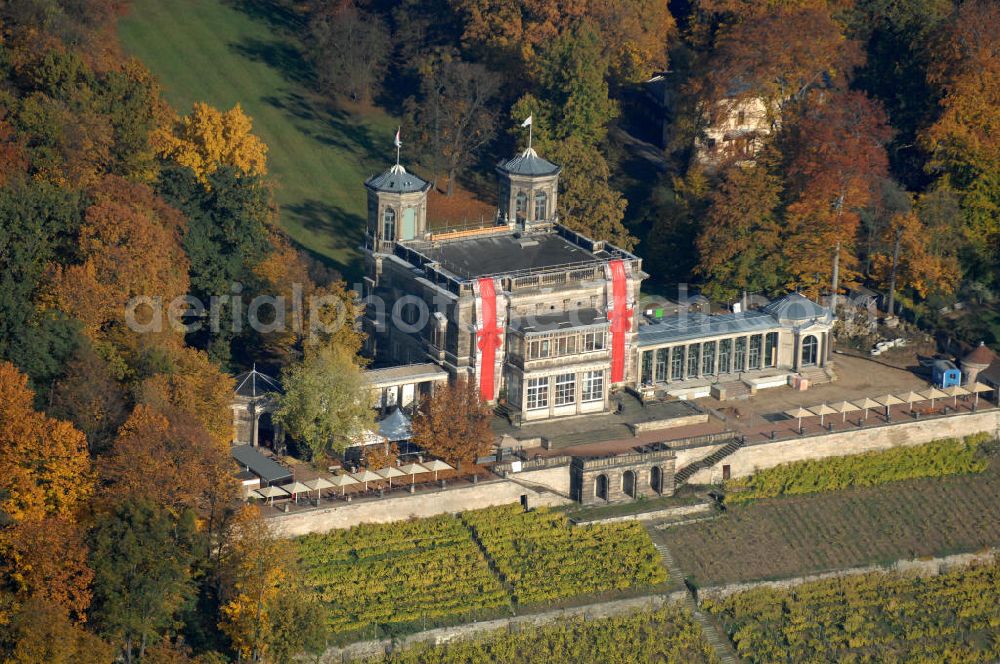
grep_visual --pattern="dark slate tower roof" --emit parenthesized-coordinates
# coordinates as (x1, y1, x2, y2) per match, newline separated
(762, 292, 830, 322)
(364, 164, 431, 194)
(233, 367, 282, 398)
(497, 147, 560, 177)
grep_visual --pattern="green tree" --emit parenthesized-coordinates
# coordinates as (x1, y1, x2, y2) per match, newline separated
(533, 20, 618, 145)
(156, 163, 273, 367)
(0, 179, 83, 386)
(89, 500, 199, 664)
(695, 160, 784, 300)
(276, 345, 374, 460)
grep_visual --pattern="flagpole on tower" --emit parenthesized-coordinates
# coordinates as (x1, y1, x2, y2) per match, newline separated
(394, 127, 401, 167)
(521, 115, 533, 152)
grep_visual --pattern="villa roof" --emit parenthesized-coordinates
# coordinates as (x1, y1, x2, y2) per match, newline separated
(762, 292, 830, 322)
(365, 163, 431, 194)
(233, 367, 282, 398)
(962, 342, 997, 367)
(415, 231, 608, 280)
(496, 147, 560, 177)
(637, 311, 778, 347)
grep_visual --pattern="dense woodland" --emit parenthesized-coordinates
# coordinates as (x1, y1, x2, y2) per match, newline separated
(0, 0, 996, 662)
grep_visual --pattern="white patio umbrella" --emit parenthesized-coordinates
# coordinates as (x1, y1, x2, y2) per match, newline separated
(896, 391, 926, 412)
(327, 473, 359, 496)
(286, 481, 312, 504)
(968, 381, 993, 408)
(422, 459, 453, 481)
(941, 384, 969, 407)
(829, 400, 860, 423)
(305, 477, 335, 501)
(253, 485, 289, 505)
(874, 394, 904, 418)
(376, 466, 405, 489)
(398, 462, 429, 486)
(784, 406, 813, 432)
(351, 469, 382, 491)
(853, 397, 881, 421)
(808, 404, 837, 426)
(919, 387, 947, 409)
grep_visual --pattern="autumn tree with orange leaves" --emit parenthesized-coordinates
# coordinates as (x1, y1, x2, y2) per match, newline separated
(780, 91, 892, 297)
(0, 362, 95, 625)
(411, 379, 494, 469)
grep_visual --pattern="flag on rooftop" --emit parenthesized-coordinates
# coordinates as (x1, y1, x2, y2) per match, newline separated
(394, 127, 401, 148)
(521, 115, 532, 127)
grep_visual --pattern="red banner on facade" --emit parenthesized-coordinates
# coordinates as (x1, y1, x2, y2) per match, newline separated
(476, 278, 501, 401)
(607, 259, 633, 383)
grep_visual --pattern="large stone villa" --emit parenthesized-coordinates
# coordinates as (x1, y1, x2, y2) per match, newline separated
(233, 143, 1000, 518)
(360, 146, 834, 422)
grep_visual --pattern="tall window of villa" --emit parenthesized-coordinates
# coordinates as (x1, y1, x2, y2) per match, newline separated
(582, 370, 604, 402)
(687, 343, 700, 377)
(526, 377, 549, 410)
(764, 332, 778, 368)
(719, 339, 732, 374)
(534, 191, 547, 221)
(554, 373, 576, 406)
(382, 207, 396, 240)
(702, 341, 716, 375)
(515, 192, 528, 221)
(801, 335, 818, 366)
(671, 346, 684, 380)
(734, 337, 747, 372)
(748, 334, 762, 370)
(514, 191, 528, 221)
(654, 348, 668, 382)
(641, 351, 654, 384)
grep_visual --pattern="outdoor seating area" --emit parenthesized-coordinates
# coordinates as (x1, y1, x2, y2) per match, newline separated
(774, 382, 995, 436)
(248, 458, 461, 513)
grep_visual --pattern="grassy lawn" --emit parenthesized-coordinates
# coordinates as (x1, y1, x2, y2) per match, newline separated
(119, 0, 399, 280)
(668, 459, 1000, 587)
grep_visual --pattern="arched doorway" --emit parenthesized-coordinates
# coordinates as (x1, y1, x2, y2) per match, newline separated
(801, 335, 818, 367)
(595, 474, 609, 501)
(651, 466, 662, 495)
(623, 470, 637, 498)
(258, 412, 275, 448)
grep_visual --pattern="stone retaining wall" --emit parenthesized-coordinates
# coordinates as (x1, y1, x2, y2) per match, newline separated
(698, 548, 998, 602)
(685, 408, 1000, 485)
(309, 591, 690, 663)
(270, 478, 571, 537)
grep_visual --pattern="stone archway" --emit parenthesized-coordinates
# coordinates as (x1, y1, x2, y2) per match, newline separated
(651, 466, 662, 495)
(595, 474, 609, 501)
(623, 470, 637, 498)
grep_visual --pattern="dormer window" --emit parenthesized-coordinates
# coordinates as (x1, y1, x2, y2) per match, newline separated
(534, 190, 547, 221)
(382, 208, 396, 240)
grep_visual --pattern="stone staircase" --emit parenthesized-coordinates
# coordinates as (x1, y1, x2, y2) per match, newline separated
(673, 437, 746, 487)
(645, 524, 740, 664)
(799, 365, 837, 385)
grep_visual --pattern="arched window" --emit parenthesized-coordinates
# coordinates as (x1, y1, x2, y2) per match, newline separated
(382, 207, 396, 240)
(801, 335, 818, 366)
(595, 474, 608, 501)
(534, 190, 547, 221)
(623, 470, 637, 498)
(515, 192, 527, 221)
(650, 466, 662, 494)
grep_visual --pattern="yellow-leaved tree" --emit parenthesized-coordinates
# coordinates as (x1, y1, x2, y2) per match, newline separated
(218, 506, 325, 662)
(0, 362, 93, 522)
(153, 102, 268, 184)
